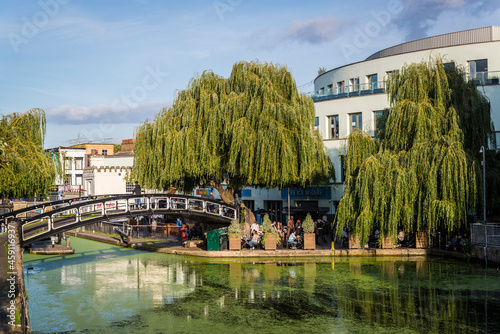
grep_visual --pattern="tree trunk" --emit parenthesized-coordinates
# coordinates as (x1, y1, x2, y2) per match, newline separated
(209, 180, 257, 230)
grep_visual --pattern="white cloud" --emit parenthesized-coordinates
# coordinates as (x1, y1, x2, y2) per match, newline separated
(45, 102, 166, 124)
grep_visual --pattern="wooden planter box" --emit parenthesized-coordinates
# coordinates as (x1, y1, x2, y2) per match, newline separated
(303, 233, 316, 250)
(264, 234, 277, 250)
(229, 234, 241, 251)
(382, 236, 394, 249)
(416, 232, 429, 249)
(348, 234, 360, 249)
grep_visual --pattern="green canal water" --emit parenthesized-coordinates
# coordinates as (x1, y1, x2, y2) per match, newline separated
(24, 237, 500, 333)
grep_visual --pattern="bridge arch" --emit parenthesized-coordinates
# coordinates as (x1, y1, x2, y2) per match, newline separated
(1, 194, 239, 247)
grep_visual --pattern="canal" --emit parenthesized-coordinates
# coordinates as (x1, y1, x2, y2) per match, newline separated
(24, 237, 500, 333)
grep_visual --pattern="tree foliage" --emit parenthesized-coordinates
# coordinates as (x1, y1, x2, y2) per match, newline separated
(132, 61, 333, 206)
(0, 108, 58, 199)
(336, 57, 487, 245)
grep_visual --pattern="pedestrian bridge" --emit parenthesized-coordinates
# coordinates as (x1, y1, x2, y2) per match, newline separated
(0, 194, 239, 247)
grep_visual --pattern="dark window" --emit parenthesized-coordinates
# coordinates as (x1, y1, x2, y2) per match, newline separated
(329, 115, 339, 139)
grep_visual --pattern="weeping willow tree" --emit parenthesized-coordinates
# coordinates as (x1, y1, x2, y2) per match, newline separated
(0, 108, 59, 199)
(336, 57, 488, 245)
(132, 60, 333, 223)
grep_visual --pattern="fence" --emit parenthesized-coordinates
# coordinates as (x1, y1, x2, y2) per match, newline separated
(470, 223, 500, 248)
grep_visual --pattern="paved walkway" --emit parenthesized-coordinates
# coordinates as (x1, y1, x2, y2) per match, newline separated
(65, 231, 432, 258)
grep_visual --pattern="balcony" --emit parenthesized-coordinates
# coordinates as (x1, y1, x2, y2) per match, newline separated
(470, 71, 500, 86)
(309, 81, 386, 102)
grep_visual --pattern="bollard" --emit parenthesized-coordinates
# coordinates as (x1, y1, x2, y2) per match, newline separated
(66, 236, 71, 247)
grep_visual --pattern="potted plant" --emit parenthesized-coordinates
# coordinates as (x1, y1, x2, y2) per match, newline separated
(262, 214, 278, 250)
(416, 231, 429, 248)
(302, 213, 316, 250)
(228, 219, 241, 251)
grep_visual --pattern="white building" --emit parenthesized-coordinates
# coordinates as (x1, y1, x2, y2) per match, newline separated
(83, 155, 134, 196)
(45, 146, 86, 197)
(313, 26, 500, 206)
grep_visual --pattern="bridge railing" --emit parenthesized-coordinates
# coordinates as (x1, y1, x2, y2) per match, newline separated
(16, 193, 238, 245)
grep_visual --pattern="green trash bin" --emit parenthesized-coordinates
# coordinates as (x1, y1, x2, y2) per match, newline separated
(206, 229, 221, 251)
(220, 228, 228, 250)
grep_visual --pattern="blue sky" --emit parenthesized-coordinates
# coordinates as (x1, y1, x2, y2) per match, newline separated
(1, 0, 499, 148)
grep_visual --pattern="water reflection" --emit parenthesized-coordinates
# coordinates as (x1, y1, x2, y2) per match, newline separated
(25, 238, 500, 333)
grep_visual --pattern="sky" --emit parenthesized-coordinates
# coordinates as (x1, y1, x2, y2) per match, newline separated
(1, 0, 499, 148)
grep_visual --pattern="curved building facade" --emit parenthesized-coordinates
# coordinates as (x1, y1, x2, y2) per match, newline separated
(313, 26, 500, 204)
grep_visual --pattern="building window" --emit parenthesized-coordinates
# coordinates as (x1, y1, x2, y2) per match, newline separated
(64, 158, 72, 170)
(337, 81, 344, 94)
(125, 182, 135, 192)
(469, 59, 488, 81)
(102, 149, 108, 156)
(314, 117, 319, 131)
(367, 74, 378, 89)
(75, 175, 83, 186)
(327, 84, 333, 94)
(350, 77, 359, 92)
(264, 200, 283, 223)
(350, 113, 362, 132)
(65, 174, 71, 186)
(242, 200, 254, 212)
(75, 157, 83, 170)
(385, 70, 398, 85)
(374, 110, 386, 136)
(328, 115, 339, 139)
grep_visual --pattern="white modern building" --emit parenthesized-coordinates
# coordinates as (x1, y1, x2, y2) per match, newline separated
(313, 26, 500, 206)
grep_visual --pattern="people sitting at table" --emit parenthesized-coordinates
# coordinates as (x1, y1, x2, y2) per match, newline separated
(288, 231, 298, 249)
(249, 230, 260, 249)
(272, 221, 278, 232)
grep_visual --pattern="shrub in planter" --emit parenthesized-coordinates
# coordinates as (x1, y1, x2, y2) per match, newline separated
(302, 213, 316, 250)
(228, 219, 241, 251)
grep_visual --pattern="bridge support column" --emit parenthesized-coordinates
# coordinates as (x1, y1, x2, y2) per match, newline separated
(5, 220, 31, 333)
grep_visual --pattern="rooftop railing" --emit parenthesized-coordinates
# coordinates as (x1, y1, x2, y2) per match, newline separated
(308, 81, 387, 102)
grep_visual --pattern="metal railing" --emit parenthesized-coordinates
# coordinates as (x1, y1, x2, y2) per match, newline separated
(470, 223, 500, 248)
(469, 71, 500, 85)
(308, 81, 387, 102)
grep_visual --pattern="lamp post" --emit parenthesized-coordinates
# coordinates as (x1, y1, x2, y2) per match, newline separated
(480, 146, 486, 222)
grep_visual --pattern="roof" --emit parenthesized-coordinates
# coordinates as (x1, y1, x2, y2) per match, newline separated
(366, 26, 500, 61)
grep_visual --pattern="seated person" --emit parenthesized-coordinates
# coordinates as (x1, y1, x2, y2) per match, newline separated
(250, 222, 259, 234)
(295, 223, 303, 236)
(272, 221, 278, 232)
(249, 231, 260, 249)
(288, 231, 298, 248)
(398, 229, 405, 244)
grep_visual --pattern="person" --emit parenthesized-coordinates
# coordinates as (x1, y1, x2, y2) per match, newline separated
(398, 229, 405, 244)
(286, 216, 295, 240)
(176, 217, 182, 238)
(374, 228, 380, 239)
(295, 222, 303, 236)
(234, 193, 242, 207)
(208, 190, 215, 200)
(132, 181, 142, 209)
(250, 221, 259, 234)
(288, 231, 297, 249)
(272, 221, 278, 232)
(249, 230, 260, 249)
(151, 218, 157, 237)
(316, 219, 324, 243)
